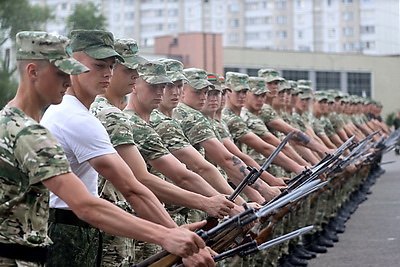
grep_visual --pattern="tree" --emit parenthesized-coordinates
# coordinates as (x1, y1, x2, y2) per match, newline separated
(0, 0, 53, 109)
(66, 2, 108, 34)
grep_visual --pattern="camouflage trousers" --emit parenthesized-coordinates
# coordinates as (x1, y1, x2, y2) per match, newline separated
(0, 257, 42, 267)
(46, 223, 102, 267)
(100, 233, 134, 267)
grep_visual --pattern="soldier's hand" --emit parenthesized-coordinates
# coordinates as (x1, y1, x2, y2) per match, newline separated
(260, 186, 281, 202)
(182, 247, 216, 267)
(269, 177, 288, 186)
(202, 194, 234, 219)
(163, 223, 206, 258)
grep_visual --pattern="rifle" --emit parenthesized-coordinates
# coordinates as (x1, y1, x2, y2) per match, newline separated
(212, 225, 314, 262)
(132, 179, 322, 267)
(202, 130, 294, 231)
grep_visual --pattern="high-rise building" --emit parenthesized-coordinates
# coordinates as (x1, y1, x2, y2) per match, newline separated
(30, 0, 400, 56)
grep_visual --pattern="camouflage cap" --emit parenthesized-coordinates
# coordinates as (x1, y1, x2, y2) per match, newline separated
(69, 29, 124, 62)
(159, 58, 188, 82)
(183, 68, 214, 90)
(114, 38, 148, 69)
(288, 80, 301, 95)
(248, 76, 269, 95)
(137, 60, 172, 85)
(314, 91, 328, 102)
(278, 80, 292, 92)
(298, 85, 312, 99)
(207, 73, 223, 91)
(258, 68, 285, 83)
(15, 31, 89, 75)
(225, 72, 250, 91)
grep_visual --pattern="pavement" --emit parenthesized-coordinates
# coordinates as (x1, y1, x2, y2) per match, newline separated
(308, 150, 400, 267)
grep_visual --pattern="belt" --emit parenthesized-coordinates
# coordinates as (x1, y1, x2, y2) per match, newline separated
(49, 208, 92, 228)
(0, 242, 47, 264)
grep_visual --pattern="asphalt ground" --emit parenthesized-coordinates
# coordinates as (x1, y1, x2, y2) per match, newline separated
(308, 150, 400, 267)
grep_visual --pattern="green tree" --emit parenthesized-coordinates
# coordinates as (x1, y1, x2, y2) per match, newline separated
(66, 2, 107, 34)
(0, 0, 53, 109)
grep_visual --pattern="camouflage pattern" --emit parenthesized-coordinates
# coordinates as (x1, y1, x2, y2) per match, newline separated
(207, 73, 225, 92)
(258, 104, 279, 127)
(225, 72, 250, 91)
(16, 31, 89, 75)
(172, 103, 221, 151)
(280, 111, 301, 130)
(221, 108, 251, 142)
(248, 76, 269, 94)
(149, 109, 191, 153)
(327, 112, 345, 131)
(0, 106, 71, 248)
(46, 223, 101, 267)
(124, 110, 170, 161)
(69, 29, 123, 61)
(137, 61, 172, 85)
(158, 58, 187, 82)
(240, 107, 271, 137)
(114, 38, 148, 70)
(212, 118, 232, 140)
(311, 116, 327, 137)
(0, 257, 41, 266)
(319, 116, 336, 137)
(292, 112, 308, 132)
(90, 97, 136, 266)
(183, 68, 214, 90)
(258, 68, 285, 83)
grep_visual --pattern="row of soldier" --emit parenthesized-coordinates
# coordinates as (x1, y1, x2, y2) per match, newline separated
(0, 29, 389, 267)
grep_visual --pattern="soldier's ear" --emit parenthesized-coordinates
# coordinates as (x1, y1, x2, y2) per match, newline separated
(26, 62, 39, 80)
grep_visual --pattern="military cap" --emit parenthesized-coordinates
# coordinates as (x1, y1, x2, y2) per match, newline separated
(225, 72, 250, 91)
(248, 76, 269, 95)
(278, 80, 292, 92)
(258, 68, 285, 83)
(183, 68, 214, 90)
(137, 60, 172, 85)
(15, 31, 89, 75)
(288, 80, 301, 95)
(207, 73, 224, 91)
(69, 29, 124, 62)
(314, 91, 328, 102)
(298, 85, 312, 99)
(218, 75, 231, 93)
(159, 58, 188, 82)
(297, 79, 313, 87)
(114, 38, 148, 69)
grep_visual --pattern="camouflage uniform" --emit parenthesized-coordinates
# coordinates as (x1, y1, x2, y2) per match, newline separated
(90, 96, 136, 267)
(0, 107, 71, 266)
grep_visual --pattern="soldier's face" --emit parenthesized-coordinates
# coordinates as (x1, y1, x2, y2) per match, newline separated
(228, 89, 248, 108)
(135, 77, 165, 111)
(267, 81, 280, 97)
(245, 92, 266, 112)
(37, 61, 71, 105)
(160, 80, 183, 110)
(182, 85, 208, 110)
(295, 98, 309, 112)
(72, 52, 115, 97)
(111, 64, 138, 96)
(202, 90, 221, 115)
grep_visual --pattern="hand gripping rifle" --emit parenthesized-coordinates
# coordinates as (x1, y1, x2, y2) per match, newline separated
(201, 130, 294, 232)
(132, 178, 322, 267)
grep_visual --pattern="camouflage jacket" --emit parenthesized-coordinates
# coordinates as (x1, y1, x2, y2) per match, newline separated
(0, 106, 71, 247)
(240, 107, 271, 137)
(258, 104, 278, 126)
(90, 97, 134, 212)
(292, 112, 308, 132)
(150, 109, 191, 153)
(327, 112, 345, 131)
(172, 103, 221, 153)
(320, 115, 337, 137)
(311, 115, 328, 137)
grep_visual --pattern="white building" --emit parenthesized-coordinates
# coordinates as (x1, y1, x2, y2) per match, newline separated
(29, 0, 400, 55)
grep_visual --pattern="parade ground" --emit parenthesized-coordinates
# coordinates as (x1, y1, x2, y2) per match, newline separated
(308, 150, 400, 267)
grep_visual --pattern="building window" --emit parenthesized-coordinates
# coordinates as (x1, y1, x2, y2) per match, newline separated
(342, 12, 353, 21)
(298, 45, 311, 51)
(316, 71, 340, 90)
(229, 4, 239, 13)
(124, 12, 134, 20)
(296, 0, 305, 8)
(342, 0, 353, 4)
(246, 32, 260, 40)
(282, 70, 309, 81)
(328, 28, 336, 38)
(276, 31, 287, 39)
(168, 9, 178, 16)
(229, 19, 240, 27)
(276, 0, 287, 9)
(276, 16, 287, 25)
(343, 27, 353, 37)
(347, 72, 371, 97)
(228, 33, 239, 43)
(362, 41, 375, 50)
(361, 25, 375, 34)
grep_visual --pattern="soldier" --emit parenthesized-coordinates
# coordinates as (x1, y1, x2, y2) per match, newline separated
(173, 68, 278, 203)
(90, 39, 226, 266)
(40, 30, 213, 267)
(150, 59, 248, 207)
(0, 31, 208, 267)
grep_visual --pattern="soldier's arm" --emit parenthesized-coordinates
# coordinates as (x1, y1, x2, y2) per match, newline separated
(43, 172, 209, 259)
(239, 132, 308, 174)
(88, 153, 176, 227)
(171, 145, 247, 205)
(116, 144, 233, 218)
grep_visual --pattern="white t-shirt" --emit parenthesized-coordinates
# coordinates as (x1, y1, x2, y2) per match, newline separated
(41, 95, 116, 209)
